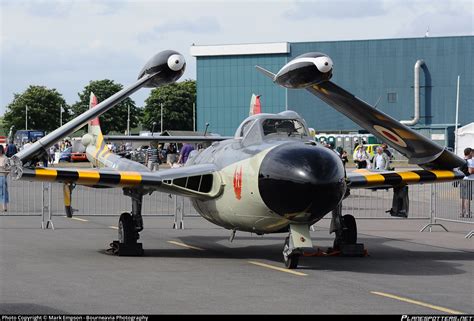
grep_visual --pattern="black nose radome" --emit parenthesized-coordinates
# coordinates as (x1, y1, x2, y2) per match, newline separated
(258, 143, 346, 223)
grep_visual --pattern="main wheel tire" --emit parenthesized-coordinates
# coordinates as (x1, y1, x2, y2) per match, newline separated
(341, 214, 357, 244)
(118, 212, 137, 244)
(283, 236, 300, 269)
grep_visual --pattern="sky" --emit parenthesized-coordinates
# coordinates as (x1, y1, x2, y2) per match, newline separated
(1, 0, 472, 115)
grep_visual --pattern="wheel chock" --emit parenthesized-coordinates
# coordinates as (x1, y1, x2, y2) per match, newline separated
(302, 245, 368, 257)
(107, 241, 144, 256)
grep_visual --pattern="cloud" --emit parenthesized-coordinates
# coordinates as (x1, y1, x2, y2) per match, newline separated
(138, 16, 221, 42)
(284, 0, 387, 19)
(1, 0, 471, 114)
(395, 1, 473, 37)
(93, 0, 127, 15)
(2, 0, 127, 18)
(0, 43, 144, 111)
(23, 0, 74, 18)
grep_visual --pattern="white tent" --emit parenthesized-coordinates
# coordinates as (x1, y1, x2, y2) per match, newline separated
(456, 122, 474, 157)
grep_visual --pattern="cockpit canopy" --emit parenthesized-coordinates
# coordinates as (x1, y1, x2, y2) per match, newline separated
(262, 119, 307, 136)
(234, 111, 310, 145)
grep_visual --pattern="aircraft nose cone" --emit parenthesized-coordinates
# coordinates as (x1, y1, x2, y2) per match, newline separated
(258, 143, 346, 222)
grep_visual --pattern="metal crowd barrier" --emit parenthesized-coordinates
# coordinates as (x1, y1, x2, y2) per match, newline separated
(421, 179, 473, 238)
(342, 184, 431, 219)
(2, 177, 472, 237)
(4, 176, 194, 217)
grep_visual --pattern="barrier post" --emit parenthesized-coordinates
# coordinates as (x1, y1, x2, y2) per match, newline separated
(172, 195, 178, 229)
(41, 182, 54, 229)
(179, 196, 185, 229)
(172, 195, 184, 229)
(420, 183, 448, 232)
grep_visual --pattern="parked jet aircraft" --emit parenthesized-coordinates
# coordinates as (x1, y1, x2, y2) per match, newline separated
(7, 50, 465, 269)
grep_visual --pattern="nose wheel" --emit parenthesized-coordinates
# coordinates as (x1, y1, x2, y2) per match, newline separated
(283, 236, 300, 269)
(282, 224, 313, 269)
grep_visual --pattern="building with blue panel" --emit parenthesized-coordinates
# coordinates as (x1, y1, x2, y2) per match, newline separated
(190, 36, 473, 147)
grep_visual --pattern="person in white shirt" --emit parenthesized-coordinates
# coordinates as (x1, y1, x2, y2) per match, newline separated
(373, 146, 390, 170)
(460, 148, 474, 218)
(355, 145, 370, 169)
(22, 140, 32, 150)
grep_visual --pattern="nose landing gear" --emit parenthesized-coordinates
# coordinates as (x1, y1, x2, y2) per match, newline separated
(283, 236, 299, 269)
(282, 224, 314, 269)
(281, 208, 366, 269)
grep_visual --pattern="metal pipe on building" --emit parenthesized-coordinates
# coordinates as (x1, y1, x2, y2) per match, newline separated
(454, 75, 460, 155)
(401, 59, 425, 126)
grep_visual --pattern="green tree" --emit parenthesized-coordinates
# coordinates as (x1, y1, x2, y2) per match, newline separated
(142, 80, 196, 132)
(71, 79, 140, 134)
(3, 85, 70, 133)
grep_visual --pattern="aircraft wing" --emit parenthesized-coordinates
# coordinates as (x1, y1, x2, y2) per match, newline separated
(255, 65, 465, 171)
(19, 164, 222, 199)
(7, 50, 186, 176)
(347, 168, 464, 189)
(104, 135, 232, 143)
(306, 82, 465, 170)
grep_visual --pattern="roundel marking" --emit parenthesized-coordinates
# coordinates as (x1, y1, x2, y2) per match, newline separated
(373, 125, 407, 148)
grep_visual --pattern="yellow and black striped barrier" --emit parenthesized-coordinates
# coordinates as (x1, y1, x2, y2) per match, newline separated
(348, 169, 465, 188)
(21, 168, 157, 188)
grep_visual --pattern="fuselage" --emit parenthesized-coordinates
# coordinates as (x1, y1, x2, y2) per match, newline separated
(85, 111, 347, 235)
(186, 117, 346, 234)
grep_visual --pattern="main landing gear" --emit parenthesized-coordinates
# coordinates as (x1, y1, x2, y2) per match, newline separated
(330, 204, 365, 256)
(107, 189, 144, 256)
(282, 206, 366, 269)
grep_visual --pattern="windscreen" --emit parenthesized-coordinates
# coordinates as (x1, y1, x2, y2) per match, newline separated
(262, 119, 307, 137)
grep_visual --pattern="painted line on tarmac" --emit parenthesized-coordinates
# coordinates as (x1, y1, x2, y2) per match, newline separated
(370, 291, 464, 314)
(69, 217, 89, 222)
(248, 261, 307, 276)
(167, 241, 205, 251)
(108, 226, 118, 230)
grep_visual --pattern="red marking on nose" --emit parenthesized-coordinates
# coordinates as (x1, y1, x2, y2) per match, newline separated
(233, 166, 243, 200)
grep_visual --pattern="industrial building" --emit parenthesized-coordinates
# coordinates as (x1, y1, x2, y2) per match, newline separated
(190, 36, 473, 148)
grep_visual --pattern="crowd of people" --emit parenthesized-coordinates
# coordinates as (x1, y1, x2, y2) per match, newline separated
(322, 140, 393, 171)
(100, 141, 197, 172)
(353, 143, 393, 170)
(5, 138, 73, 166)
(142, 142, 195, 171)
(0, 136, 472, 215)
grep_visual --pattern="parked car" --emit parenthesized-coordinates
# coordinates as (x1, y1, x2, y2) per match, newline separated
(71, 152, 88, 162)
(59, 147, 72, 162)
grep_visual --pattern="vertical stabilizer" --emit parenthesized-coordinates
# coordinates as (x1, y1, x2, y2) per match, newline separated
(86, 92, 108, 165)
(249, 94, 262, 116)
(88, 92, 102, 136)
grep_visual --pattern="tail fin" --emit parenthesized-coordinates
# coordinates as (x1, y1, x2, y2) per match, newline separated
(255, 65, 276, 80)
(88, 92, 101, 135)
(87, 92, 107, 154)
(249, 94, 262, 116)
